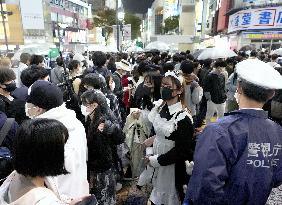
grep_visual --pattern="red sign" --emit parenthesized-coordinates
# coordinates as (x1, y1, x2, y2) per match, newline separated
(217, 0, 231, 32)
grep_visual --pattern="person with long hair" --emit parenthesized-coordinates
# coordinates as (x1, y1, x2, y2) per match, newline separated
(139, 73, 163, 111)
(144, 71, 194, 205)
(80, 90, 124, 205)
(123, 73, 163, 179)
(68, 60, 83, 95)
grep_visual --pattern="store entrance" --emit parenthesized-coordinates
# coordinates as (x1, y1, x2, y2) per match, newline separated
(251, 39, 282, 50)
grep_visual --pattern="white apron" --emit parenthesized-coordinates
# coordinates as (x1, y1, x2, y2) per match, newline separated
(148, 102, 183, 205)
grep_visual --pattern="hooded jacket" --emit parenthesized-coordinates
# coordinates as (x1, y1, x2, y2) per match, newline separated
(36, 104, 89, 199)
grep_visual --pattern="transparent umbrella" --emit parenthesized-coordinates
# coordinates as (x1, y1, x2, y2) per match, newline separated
(12, 44, 54, 61)
(126, 46, 144, 53)
(198, 47, 237, 60)
(88, 44, 109, 52)
(106, 45, 118, 53)
(145, 41, 170, 51)
(271, 48, 282, 56)
(192, 49, 204, 59)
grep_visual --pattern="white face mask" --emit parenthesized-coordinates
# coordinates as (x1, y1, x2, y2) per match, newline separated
(234, 91, 240, 104)
(110, 81, 115, 91)
(81, 105, 91, 116)
(41, 62, 47, 68)
(25, 104, 35, 119)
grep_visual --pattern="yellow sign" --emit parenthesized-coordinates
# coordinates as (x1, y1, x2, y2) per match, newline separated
(244, 32, 282, 40)
(0, 4, 24, 45)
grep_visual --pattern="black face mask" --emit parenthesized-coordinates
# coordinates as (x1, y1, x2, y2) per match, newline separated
(2, 82, 16, 92)
(161, 87, 175, 101)
(143, 85, 153, 96)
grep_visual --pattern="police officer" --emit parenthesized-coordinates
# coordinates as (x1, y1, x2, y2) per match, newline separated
(185, 59, 282, 205)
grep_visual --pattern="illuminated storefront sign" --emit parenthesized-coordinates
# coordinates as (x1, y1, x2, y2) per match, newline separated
(65, 30, 86, 43)
(242, 31, 282, 39)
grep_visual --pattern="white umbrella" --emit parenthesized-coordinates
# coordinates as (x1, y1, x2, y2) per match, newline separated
(126, 46, 143, 53)
(271, 48, 282, 56)
(106, 45, 118, 53)
(12, 44, 53, 61)
(145, 41, 170, 51)
(198, 47, 237, 60)
(88, 44, 109, 52)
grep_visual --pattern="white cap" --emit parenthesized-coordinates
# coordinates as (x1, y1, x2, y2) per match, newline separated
(73, 53, 85, 62)
(236, 59, 282, 89)
(115, 59, 132, 72)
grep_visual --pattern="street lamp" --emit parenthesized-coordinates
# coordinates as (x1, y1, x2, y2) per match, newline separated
(116, 0, 125, 52)
(118, 11, 125, 21)
(117, 10, 125, 51)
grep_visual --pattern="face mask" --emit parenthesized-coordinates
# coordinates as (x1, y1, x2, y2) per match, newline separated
(81, 105, 89, 116)
(143, 85, 152, 96)
(25, 104, 35, 119)
(2, 82, 16, 92)
(78, 66, 83, 74)
(234, 91, 240, 104)
(41, 63, 46, 68)
(81, 105, 92, 116)
(161, 87, 175, 101)
(110, 81, 115, 91)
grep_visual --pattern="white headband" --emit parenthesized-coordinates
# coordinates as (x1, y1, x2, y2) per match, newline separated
(165, 71, 183, 84)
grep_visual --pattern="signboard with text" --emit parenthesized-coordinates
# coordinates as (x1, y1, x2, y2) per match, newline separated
(123, 24, 131, 41)
(228, 6, 282, 33)
(19, 0, 45, 30)
(242, 31, 282, 39)
(233, 0, 281, 9)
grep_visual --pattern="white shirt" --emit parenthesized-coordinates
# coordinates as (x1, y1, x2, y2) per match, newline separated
(15, 62, 28, 87)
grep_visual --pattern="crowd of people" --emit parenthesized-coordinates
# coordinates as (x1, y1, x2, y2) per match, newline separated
(0, 48, 281, 205)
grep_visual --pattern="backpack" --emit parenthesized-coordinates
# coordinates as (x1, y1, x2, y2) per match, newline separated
(271, 100, 282, 120)
(0, 118, 15, 182)
(209, 73, 227, 104)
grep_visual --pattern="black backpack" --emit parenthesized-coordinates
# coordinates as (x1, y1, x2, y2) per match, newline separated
(0, 118, 15, 183)
(209, 73, 227, 104)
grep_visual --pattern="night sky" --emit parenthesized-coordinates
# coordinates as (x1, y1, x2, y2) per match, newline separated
(122, 0, 154, 14)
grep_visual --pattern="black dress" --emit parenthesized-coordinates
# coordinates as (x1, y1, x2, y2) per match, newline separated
(148, 101, 194, 204)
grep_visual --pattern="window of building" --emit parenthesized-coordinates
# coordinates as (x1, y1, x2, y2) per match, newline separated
(155, 14, 163, 35)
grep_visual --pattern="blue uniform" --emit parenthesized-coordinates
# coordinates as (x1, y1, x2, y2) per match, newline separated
(186, 109, 282, 205)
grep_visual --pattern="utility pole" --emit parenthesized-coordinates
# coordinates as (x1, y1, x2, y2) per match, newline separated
(0, 0, 9, 52)
(57, 12, 60, 51)
(201, 0, 208, 40)
(116, 0, 119, 51)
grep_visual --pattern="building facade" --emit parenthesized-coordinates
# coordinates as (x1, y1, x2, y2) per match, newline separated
(49, 0, 92, 51)
(227, 0, 282, 50)
(0, 0, 91, 51)
(197, 0, 282, 50)
(143, 0, 198, 51)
